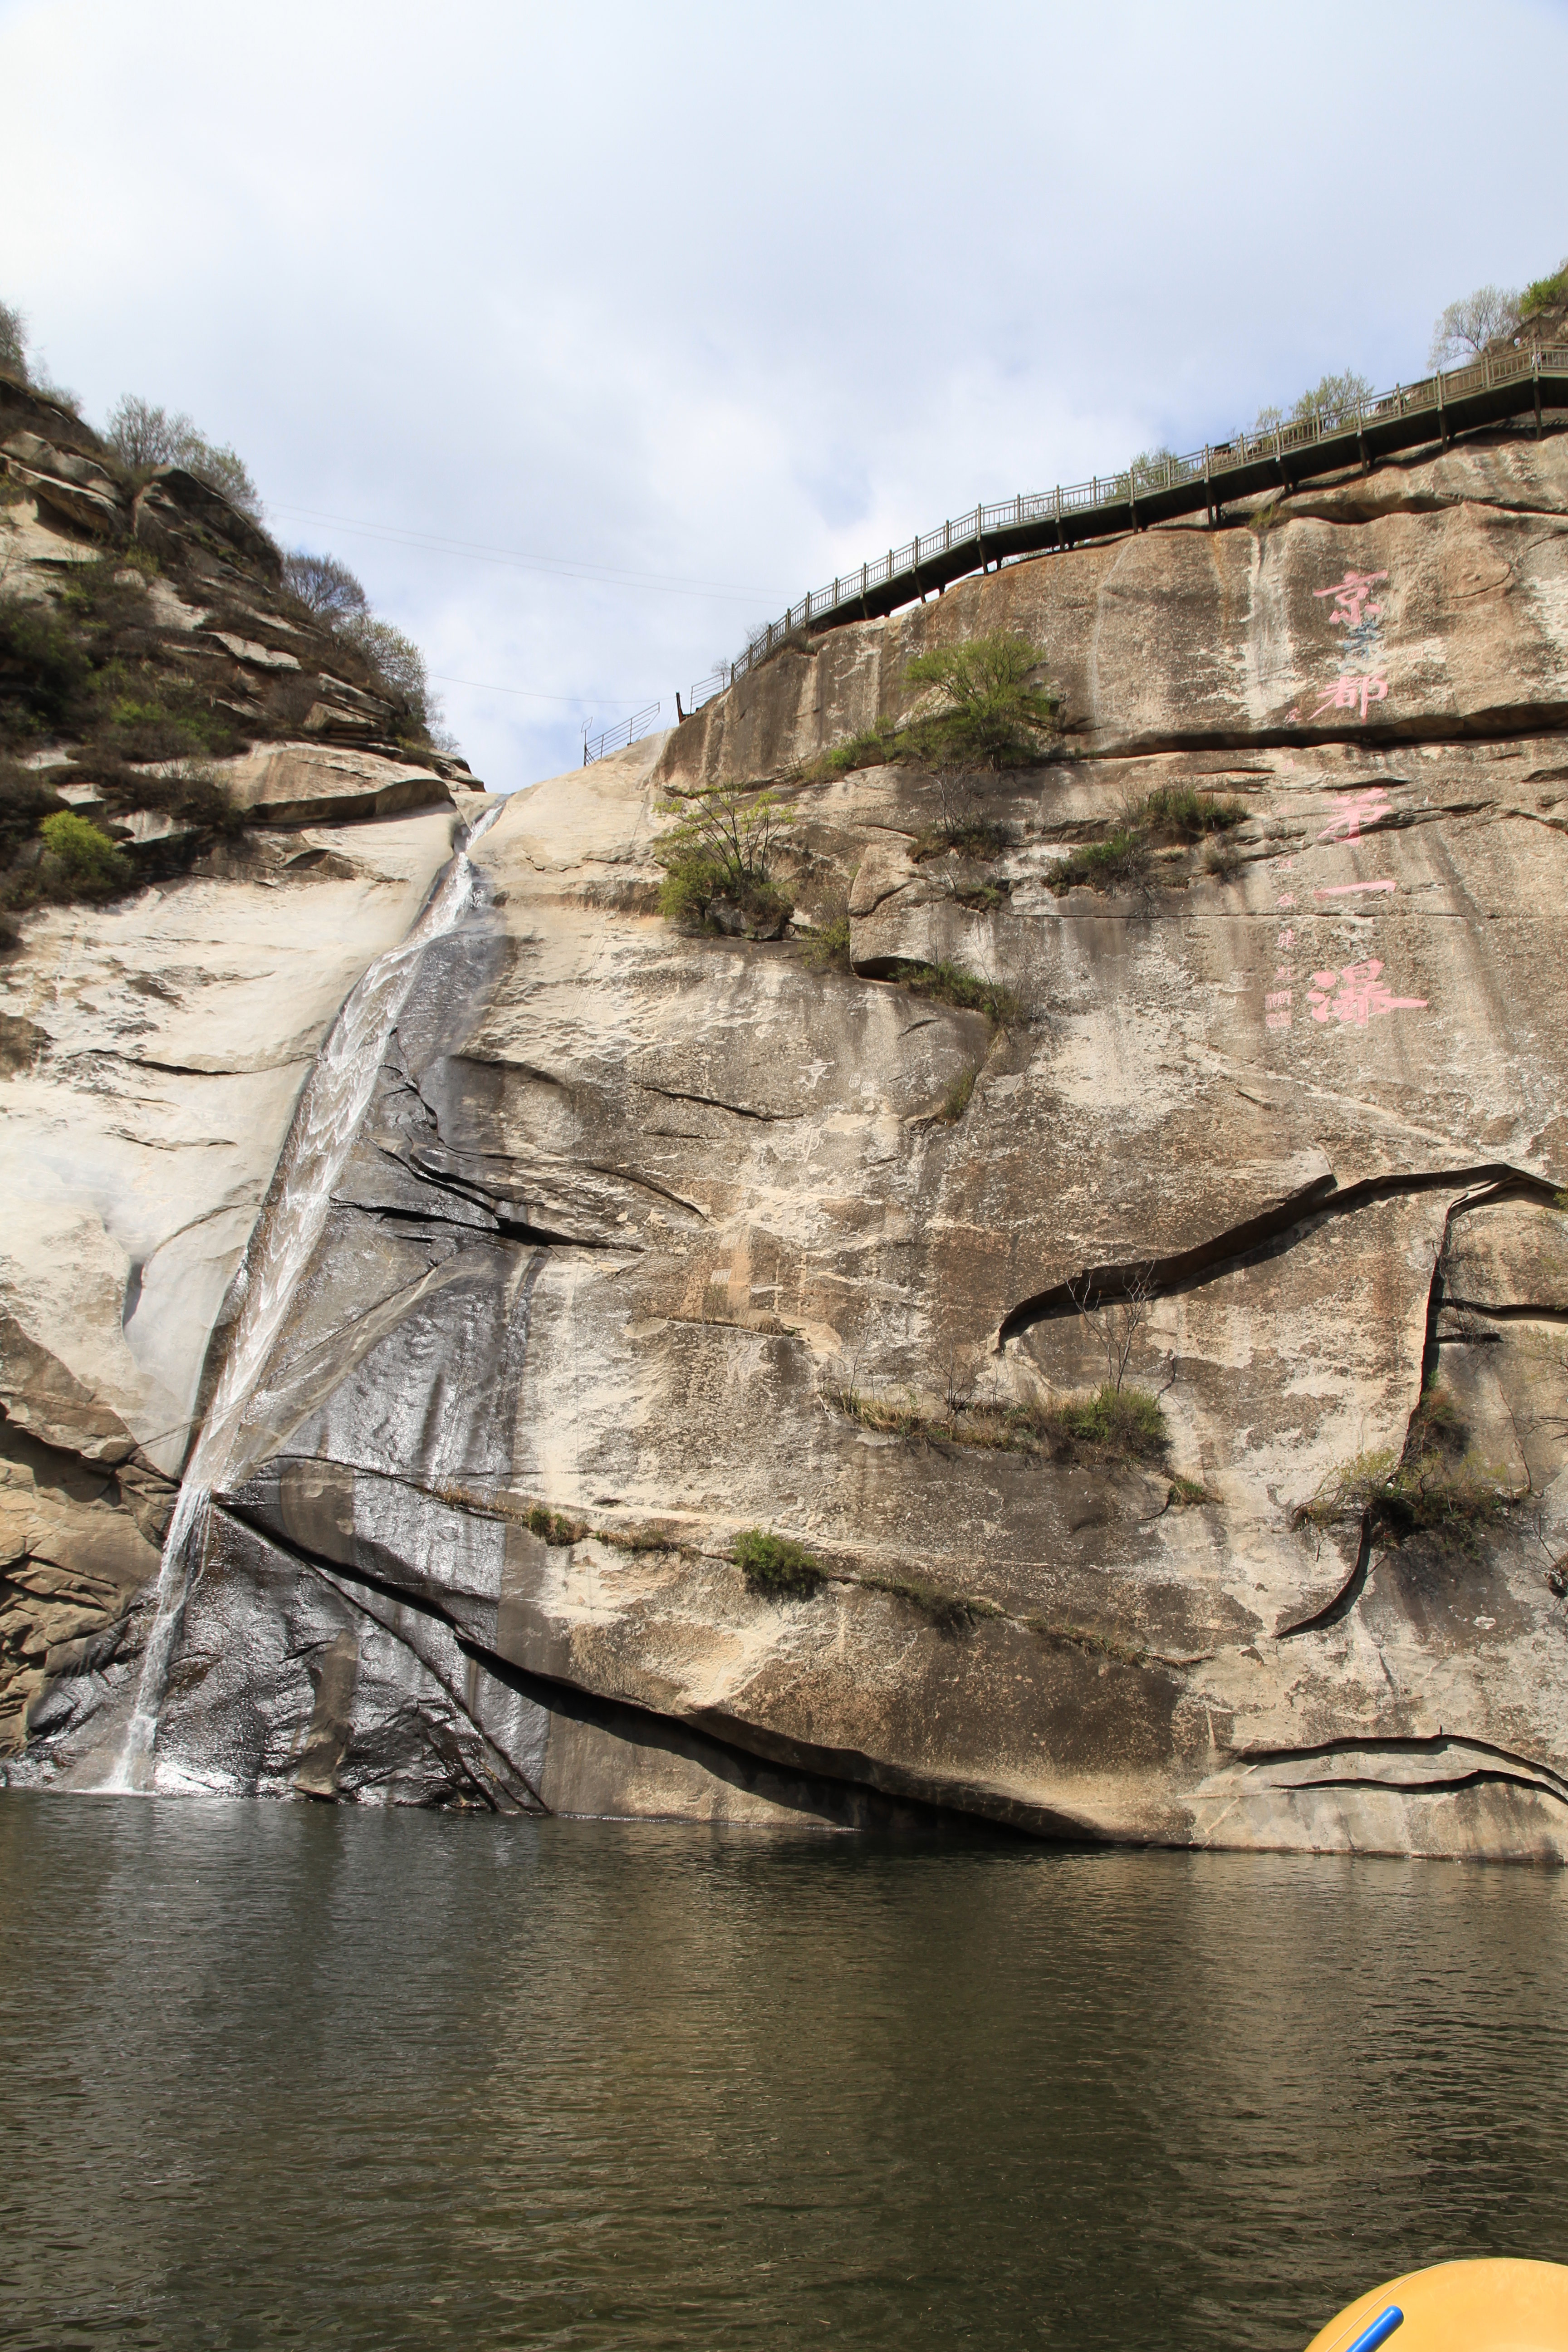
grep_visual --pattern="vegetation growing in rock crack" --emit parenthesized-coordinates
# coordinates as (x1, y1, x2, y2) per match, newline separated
(656, 781, 795, 938)
(1292, 1386, 1517, 1549)
(527, 1504, 587, 1547)
(796, 896, 853, 972)
(735, 1529, 824, 1598)
(939, 1066, 978, 1123)
(833, 1380, 1168, 1466)
(1167, 1474, 1216, 1507)
(1049, 789, 1246, 897)
(859, 1572, 1001, 1632)
(872, 957, 1020, 1029)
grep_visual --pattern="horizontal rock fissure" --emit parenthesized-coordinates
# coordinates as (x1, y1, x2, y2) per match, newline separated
(995, 1165, 1562, 1343)
(1274, 1768, 1568, 1808)
(1237, 1732, 1568, 1802)
(219, 1498, 1106, 1842)
(1441, 1298, 1568, 1325)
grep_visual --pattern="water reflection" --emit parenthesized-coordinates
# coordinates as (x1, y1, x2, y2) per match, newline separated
(1, 1798, 1564, 2350)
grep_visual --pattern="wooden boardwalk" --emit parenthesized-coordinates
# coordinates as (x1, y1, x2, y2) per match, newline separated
(687, 343, 1568, 711)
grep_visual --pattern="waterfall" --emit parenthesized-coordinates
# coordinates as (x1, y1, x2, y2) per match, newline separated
(104, 801, 504, 1793)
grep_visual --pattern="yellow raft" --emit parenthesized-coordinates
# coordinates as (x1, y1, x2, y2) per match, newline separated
(1307, 2260, 1568, 2352)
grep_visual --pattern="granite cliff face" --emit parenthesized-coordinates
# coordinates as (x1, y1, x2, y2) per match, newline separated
(5, 403, 1568, 1857)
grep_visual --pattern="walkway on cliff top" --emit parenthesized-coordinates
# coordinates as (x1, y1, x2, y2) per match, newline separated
(689, 343, 1568, 711)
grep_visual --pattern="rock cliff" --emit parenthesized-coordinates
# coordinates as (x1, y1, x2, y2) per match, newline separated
(5, 402, 1568, 1857)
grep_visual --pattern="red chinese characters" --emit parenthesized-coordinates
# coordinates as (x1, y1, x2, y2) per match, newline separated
(1312, 569, 1388, 630)
(1305, 960, 1427, 1026)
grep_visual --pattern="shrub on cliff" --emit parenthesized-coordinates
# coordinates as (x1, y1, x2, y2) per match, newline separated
(904, 632, 1060, 769)
(656, 781, 794, 937)
(1520, 260, 1568, 323)
(0, 594, 90, 745)
(1293, 1386, 1516, 1550)
(874, 956, 1020, 1030)
(1053, 1383, 1166, 1459)
(0, 298, 78, 408)
(38, 811, 130, 897)
(735, 1529, 824, 1598)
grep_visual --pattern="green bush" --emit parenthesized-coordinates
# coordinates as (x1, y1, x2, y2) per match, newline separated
(1053, 1383, 1168, 1459)
(912, 815, 1008, 862)
(1049, 829, 1150, 896)
(833, 1379, 1168, 1466)
(877, 956, 1020, 1028)
(0, 756, 64, 860)
(735, 1528, 824, 1598)
(1521, 262, 1568, 322)
(656, 781, 795, 936)
(1293, 1387, 1515, 1548)
(808, 723, 902, 779)
(797, 910, 853, 971)
(903, 632, 1059, 769)
(0, 594, 90, 744)
(1168, 1475, 1214, 1506)
(526, 1504, 586, 1547)
(1140, 786, 1246, 839)
(939, 1066, 977, 1123)
(38, 810, 130, 896)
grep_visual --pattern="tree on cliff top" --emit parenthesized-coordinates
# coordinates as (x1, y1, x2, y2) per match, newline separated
(0, 301, 25, 385)
(103, 395, 262, 519)
(1430, 284, 1522, 367)
(282, 551, 369, 622)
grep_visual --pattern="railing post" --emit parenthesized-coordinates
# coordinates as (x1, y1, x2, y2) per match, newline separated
(1535, 346, 1543, 438)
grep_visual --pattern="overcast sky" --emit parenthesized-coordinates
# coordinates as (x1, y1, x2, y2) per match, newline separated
(3, 0, 1566, 788)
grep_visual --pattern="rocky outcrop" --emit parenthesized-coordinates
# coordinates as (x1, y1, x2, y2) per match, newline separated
(5, 420, 1568, 1856)
(0, 378, 483, 1749)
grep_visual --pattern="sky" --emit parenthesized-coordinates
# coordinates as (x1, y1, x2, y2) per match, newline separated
(2, 0, 1566, 790)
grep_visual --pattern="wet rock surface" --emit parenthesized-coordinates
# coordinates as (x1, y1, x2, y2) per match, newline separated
(6, 423, 1568, 1852)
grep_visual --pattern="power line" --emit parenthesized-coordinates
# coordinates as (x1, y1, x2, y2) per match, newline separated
(429, 672, 652, 709)
(267, 501, 785, 604)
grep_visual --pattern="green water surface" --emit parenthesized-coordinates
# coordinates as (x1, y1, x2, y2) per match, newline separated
(1, 1796, 1564, 2350)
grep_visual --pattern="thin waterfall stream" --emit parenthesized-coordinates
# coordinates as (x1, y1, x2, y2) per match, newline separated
(104, 801, 504, 1792)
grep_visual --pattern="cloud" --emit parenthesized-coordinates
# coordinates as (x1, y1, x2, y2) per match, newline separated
(3, 0, 1565, 784)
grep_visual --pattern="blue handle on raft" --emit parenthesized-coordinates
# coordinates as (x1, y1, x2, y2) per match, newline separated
(1345, 2308, 1404, 2352)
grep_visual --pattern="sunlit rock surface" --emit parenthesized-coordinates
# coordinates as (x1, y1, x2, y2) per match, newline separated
(7, 421, 1568, 1853)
